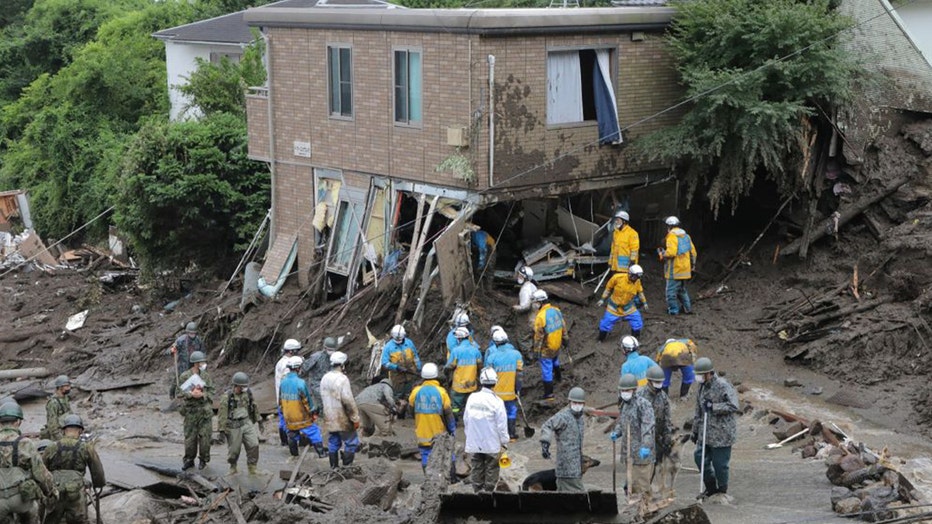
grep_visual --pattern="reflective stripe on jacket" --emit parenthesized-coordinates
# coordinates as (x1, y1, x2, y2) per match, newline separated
(664, 228, 696, 280)
(409, 380, 452, 447)
(534, 304, 564, 357)
(601, 274, 646, 316)
(487, 344, 523, 401)
(610, 224, 640, 273)
(279, 372, 314, 431)
(445, 340, 483, 394)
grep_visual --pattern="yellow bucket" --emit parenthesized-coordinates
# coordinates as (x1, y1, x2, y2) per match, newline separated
(499, 451, 511, 469)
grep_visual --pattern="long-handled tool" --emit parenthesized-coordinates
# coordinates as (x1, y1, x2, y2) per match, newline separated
(612, 439, 617, 493)
(697, 410, 708, 500)
(281, 444, 311, 504)
(516, 394, 536, 438)
(625, 422, 632, 500)
(94, 486, 103, 524)
(593, 267, 611, 296)
(765, 428, 809, 450)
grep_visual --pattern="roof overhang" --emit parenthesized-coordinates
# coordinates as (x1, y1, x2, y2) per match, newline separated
(244, 7, 675, 35)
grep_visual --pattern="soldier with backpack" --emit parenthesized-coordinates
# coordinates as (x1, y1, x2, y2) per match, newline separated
(218, 372, 261, 475)
(42, 414, 105, 524)
(0, 401, 57, 523)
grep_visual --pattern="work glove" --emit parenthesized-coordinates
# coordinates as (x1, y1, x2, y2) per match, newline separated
(703, 399, 713, 413)
(446, 420, 456, 436)
(541, 441, 551, 460)
(690, 432, 698, 444)
(610, 432, 619, 442)
(596, 299, 605, 307)
(639, 447, 651, 460)
(50, 488, 60, 501)
(642, 303, 649, 312)
(679, 433, 692, 445)
(353, 420, 361, 431)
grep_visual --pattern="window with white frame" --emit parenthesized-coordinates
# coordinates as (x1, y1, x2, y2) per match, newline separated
(394, 49, 422, 125)
(546, 48, 622, 144)
(328, 45, 353, 117)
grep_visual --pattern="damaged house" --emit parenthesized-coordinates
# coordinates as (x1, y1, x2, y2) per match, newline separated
(243, 5, 685, 305)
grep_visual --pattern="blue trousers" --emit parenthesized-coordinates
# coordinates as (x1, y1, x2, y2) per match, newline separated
(539, 355, 561, 382)
(420, 445, 432, 468)
(328, 430, 359, 454)
(665, 279, 692, 314)
(503, 400, 517, 420)
(662, 365, 695, 389)
(288, 423, 323, 446)
(598, 310, 643, 333)
(278, 408, 286, 431)
(694, 444, 731, 492)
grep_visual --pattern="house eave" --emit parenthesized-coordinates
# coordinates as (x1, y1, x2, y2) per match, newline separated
(243, 7, 675, 35)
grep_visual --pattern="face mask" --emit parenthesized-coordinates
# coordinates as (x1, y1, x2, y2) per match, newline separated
(517, 276, 525, 284)
(620, 391, 633, 401)
(696, 375, 705, 384)
(650, 381, 664, 390)
(199, 363, 207, 371)
(570, 403, 584, 413)
(63, 389, 71, 396)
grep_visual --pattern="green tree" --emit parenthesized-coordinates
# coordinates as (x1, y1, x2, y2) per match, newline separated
(638, 0, 857, 215)
(178, 38, 266, 117)
(114, 113, 270, 274)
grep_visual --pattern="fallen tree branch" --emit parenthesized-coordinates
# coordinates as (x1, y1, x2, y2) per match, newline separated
(775, 297, 892, 334)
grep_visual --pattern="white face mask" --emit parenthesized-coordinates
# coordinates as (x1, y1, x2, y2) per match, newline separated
(696, 375, 705, 384)
(570, 403, 584, 413)
(620, 391, 633, 401)
(199, 363, 207, 371)
(650, 381, 664, 390)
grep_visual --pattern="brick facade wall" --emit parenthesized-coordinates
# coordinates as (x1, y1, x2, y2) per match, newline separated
(246, 94, 270, 160)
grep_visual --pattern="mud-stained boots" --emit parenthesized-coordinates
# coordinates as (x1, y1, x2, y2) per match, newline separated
(342, 451, 355, 466)
(329, 452, 339, 470)
(541, 382, 555, 401)
(553, 366, 562, 383)
(279, 427, 289, 446)
(680, 382, 691, 399)
(182, 459, 195, 471)
(314, 443, 327, 458)
(598, 330, 608, 343)
(507, 419, 517, 441)
(632, 329, 641, 338)
(287, 435, 299, 457)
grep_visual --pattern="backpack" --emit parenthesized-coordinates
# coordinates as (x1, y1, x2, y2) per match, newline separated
(0, 436, 29, 496)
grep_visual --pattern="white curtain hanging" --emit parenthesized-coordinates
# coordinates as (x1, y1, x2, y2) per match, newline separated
(547, 51, 583, 125)
(595, 49, 622, 144)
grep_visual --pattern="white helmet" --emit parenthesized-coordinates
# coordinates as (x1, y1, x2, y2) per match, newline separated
(390, 325, 406, 341)
(621, 335, 639, 352)
(454, 326, 470, 339)
(479, 367, 498, 386)
(421, 363, 439, 379)
(454, 312, 470, 327)
(532, 289, 548, 302)
(517, 266, 534, 281)
(283, 339, 301, 353)
(286, 355, 305, 370)
(614, 210, 630, 221)
(490, 325, 503, 336)
(629, 264, 644, 276)
(330, 351, 348, 366)
(492, 328, 508, 344)
(665, 216, 680, 226)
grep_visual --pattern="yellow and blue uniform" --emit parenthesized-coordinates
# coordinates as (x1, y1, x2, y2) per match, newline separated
(409, 380, 454, 467)
(656, 338, 697, 391)
(620, 351, 659, 387)
(663, 227, 697, 315)
(487, 343, 523, 426)
(445, 339, 483, 414)
(534, 303, 564, 397)
(382, 337, 422, 401)
(610, 224, 640, 273)
(446, 327, 474, 361)
(599, 273, 647, 338)
(278, 371, 322, 450)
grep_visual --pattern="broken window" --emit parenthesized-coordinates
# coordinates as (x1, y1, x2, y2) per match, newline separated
(313, 169, 342, 252)
(394, 48, 422, 125)
(546, 48, 621, 144)
(328, 45, 353, 117)
(326, 186, 366, 276)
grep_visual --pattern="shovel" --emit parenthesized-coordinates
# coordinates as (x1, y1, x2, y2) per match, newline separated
(765, 428, 809, 450)
(516, 394, 536, 438)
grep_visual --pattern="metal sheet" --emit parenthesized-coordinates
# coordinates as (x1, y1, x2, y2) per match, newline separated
(434, 215, 474, 308)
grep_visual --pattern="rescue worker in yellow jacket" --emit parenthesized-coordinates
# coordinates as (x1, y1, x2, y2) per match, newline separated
(409, 363, 455, 474)
(609, 210, 640, 274)
(445, 327, 483, 416)
(597, 264, 647, 342)
(655, 338, 698, 399)
(533, 290, 564, 402)
(485, 328, 524, 441)
(660, 216, 697, 315)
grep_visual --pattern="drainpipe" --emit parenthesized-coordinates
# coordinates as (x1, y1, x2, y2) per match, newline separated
(262, 28, 277, 247)
(488, 54, 495, 188)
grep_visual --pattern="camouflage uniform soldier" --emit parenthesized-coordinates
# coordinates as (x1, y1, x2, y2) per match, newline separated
(0, 401, 57, 524)
(42, 415, 105, 524)
(611, 373, 655, 499)
(638, 366, 675, 497)
(690, 357, 739, 499)
(218, 372, 261, 475)
(177, 351, 214, 470)
(169, 322, 205, 398)
(41, 376, 73, 441)
(539, 387, 587, 492)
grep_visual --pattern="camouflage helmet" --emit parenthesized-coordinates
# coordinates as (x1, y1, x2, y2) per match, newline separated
(232, 372, 249, 386)
(323, 337, 338, 350)
(618, 373, 638, 391)
(646, 366, 665, 383)
(186, 322, 198, 333)
(61, 414, 84, 430)
(53, 375, 71, 388)
(0, 402, 24, 422)
(189, 351, 207, 364)
(694, 357, 714, 374)
(567, 387, 586, 403)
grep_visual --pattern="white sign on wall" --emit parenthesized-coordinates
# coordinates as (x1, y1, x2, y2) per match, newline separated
(293, 141, 311, 158)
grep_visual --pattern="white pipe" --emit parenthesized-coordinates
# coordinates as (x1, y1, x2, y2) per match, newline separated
(262, 29, 277, 247)
(488, 54, 495, 188)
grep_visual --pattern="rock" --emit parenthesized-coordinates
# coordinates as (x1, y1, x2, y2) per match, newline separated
(752, 409, 769, 420)
(835, 497, 861, 514)
(784, 377, 802, 388)
(736, 384, 750, 394)
(807, 386, 824, 396)
(801, 445, 817, 459)
(773, 421, 805, 441)
(831, 486, 853, 508)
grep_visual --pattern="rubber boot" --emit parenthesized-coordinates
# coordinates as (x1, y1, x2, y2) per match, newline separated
(598, 330, 608, 343)
(182, 459, 195, 471)
(329, 452, 339, 470)
(288, 436, 299, 457)
(553, 366, 562, 383)
(507, 419, 517, 441)
(279, 427, 288, 446)
(542, 382, 555, 401)
(680, 382, 691, 399)
(342, 451, 355, 466)
(248, 464, 258, 475)
(314, 443, 327, 458)
(228, 463, 237, 475)
(632, 329, 641, 338)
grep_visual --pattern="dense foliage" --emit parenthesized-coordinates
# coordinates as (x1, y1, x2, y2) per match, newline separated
(639, 0, 857, 215)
